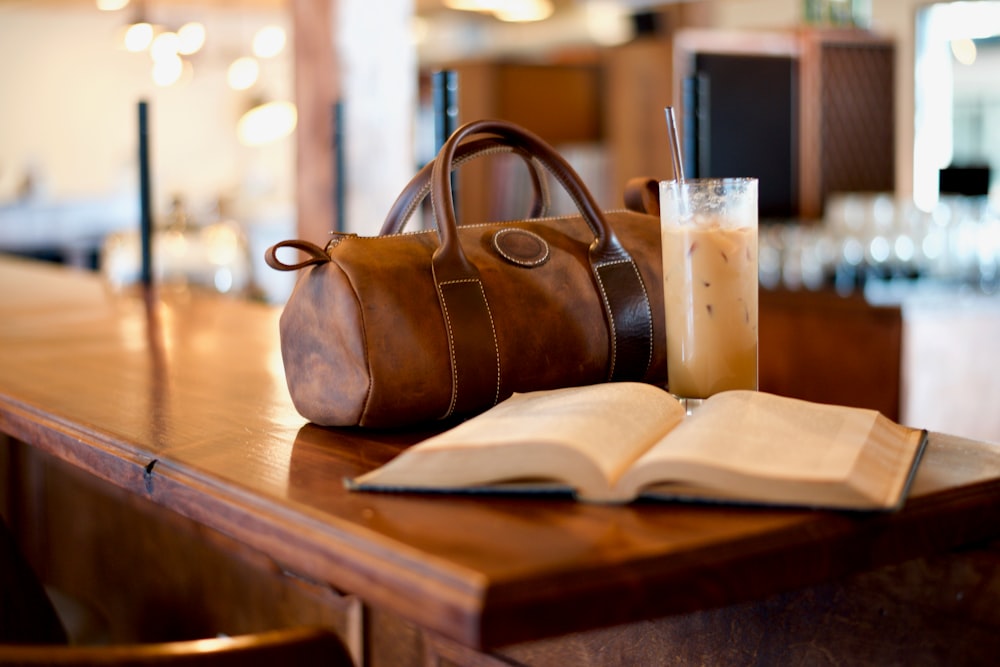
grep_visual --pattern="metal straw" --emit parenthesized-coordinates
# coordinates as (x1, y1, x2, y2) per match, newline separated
(664, 106, 685, 182)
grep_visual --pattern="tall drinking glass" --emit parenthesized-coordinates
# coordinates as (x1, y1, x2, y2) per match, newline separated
(659, 178, 759, 407)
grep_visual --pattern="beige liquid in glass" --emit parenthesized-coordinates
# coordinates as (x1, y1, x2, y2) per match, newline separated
(661, 219, 758, 399)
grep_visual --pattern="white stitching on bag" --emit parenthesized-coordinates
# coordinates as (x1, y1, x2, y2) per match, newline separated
(491, 228, 551, 267)
(592, 258, 654, 380)
(592, 269, 617, 380)
(620, 259, 655, 377)
(476, 280, 502, 407)
(434, 276, 502, 417)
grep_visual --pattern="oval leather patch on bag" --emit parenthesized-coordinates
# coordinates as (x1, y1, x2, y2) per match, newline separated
(491, 228, 551, 268)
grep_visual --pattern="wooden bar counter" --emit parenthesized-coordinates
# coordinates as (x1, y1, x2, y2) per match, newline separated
(3, 255, 1000, 666)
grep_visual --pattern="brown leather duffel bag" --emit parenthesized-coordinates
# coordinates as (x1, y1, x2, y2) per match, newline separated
(266, 119, 666, 428)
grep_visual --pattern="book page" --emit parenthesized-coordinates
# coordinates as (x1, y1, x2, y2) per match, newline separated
(352, 383, 685, 500)
(419, 383, 683, 481)
(626, 391, 880, 485)
(845, 417, 928, 508)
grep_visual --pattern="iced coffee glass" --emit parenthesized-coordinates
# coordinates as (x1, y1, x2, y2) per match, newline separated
(659, 178, 758, 405)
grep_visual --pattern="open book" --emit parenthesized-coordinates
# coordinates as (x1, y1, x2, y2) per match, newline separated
(346, 383, 928, 510)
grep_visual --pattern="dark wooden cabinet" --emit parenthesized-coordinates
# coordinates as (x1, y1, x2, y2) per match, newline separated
(421, 26, 894, 229)
(674, 27, 895, 220)
(759, 288, 902, 420)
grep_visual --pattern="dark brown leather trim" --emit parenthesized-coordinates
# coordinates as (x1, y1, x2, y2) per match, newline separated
(435, 276, 500, 418)
(593, 259, 654, 381)
(624, 177, 661, 216)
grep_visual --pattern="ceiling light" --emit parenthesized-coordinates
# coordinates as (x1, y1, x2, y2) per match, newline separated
(123, 22, 154, 52)
(252, 25, 286, 58)
(237, 100, 297, 146)
(443, 0, 554, 23)
(950, 38, 977, 65)
(152, 54, 184, 87)
(493, 0, 553, 22)
(150, 31, 179, 61)
(227, 57, 259, 90)
(97, 0, 131, 10)
(177, 22, 206, 55)
(443, 0, 488, 10)
(585, 1, 631, 45)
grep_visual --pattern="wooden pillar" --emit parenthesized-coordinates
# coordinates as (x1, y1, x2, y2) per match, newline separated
(335, 0, 416, 235)
(291, 0, 416, 240)
(292, 0, 338, 243)
(604, 4, 712, 194)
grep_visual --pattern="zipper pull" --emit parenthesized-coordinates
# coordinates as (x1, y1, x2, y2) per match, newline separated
(326, 232, 357, 251)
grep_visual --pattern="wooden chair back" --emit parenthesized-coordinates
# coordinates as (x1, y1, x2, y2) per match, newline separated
(0, 626, 353, 666)
(2, 517, 352, 665)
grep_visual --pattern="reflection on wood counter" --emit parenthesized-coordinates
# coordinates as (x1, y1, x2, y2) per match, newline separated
(760, 283, 1000, 443)
(3, 256, 1000, 665)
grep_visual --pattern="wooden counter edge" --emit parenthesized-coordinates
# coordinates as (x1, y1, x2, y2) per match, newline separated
(5, 380, 1000, 651)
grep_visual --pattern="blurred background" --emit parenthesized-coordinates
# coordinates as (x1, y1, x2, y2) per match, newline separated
(0, 0, 997, 304)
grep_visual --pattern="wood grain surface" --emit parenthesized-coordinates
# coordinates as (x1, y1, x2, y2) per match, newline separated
(2, 256, 1000, 650)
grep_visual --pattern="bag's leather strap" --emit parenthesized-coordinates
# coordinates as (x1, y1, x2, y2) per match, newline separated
(430, 119, 654, 418)
(264, 239, 330, 271)
(624, 177, 661, 216)
(380, 138, 550, 236)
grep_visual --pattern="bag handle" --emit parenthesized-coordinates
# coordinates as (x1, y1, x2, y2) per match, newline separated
(429, 119, 654, 418)
(266, 138, 552, 272)
(264, 239, 330, 272)
(431, 120, 640, 275)
(380, 137, 550, 236)
(623, 177, 661, 216)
